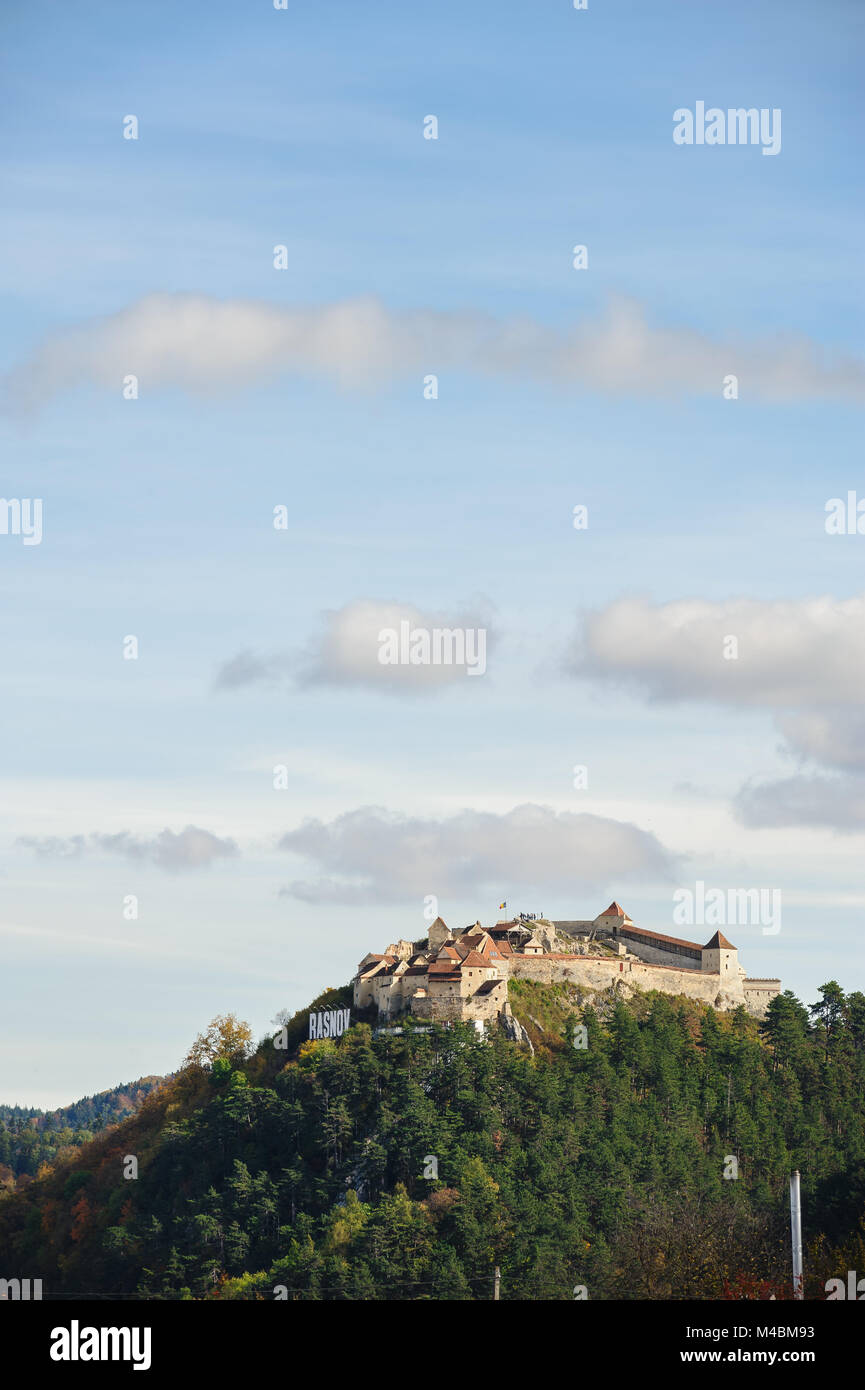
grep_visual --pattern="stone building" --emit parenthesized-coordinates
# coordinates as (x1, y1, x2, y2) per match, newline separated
(352, 902, 781, 1027)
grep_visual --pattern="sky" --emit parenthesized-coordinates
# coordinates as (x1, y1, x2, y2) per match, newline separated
(1, 0, 863, 1107)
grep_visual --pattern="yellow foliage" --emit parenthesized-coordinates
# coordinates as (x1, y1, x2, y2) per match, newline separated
(183, 1012, 253, 1069)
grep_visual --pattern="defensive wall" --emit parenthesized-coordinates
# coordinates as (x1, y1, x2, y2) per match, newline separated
(507, 952, 745, 1009)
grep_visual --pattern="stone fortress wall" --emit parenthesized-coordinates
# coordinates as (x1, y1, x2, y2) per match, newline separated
(508, 952, 741, 1010)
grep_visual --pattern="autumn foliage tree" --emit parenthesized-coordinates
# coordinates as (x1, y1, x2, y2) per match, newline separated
(183, 1014, 253, 1071)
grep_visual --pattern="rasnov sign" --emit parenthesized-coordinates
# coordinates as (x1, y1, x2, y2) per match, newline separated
(309, 1007, 351, 1040)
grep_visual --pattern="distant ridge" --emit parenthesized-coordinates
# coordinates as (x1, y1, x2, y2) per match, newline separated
(0, 1075, 168, 1190)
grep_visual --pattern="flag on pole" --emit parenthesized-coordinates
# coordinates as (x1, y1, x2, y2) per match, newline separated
(499, 901, 507, 911)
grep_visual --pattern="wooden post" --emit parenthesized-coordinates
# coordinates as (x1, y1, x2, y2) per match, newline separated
(493, 1266, 501, 1300)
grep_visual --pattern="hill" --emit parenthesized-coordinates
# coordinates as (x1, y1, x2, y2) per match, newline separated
(0, 981, 863, 1300)
(0, 1076, 168, 1193)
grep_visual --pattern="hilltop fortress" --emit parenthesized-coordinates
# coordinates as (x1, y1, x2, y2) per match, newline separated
(353, 902, 781, 1027)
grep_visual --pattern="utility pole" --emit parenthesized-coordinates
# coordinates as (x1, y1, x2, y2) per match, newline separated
(493, 1266, 501, 1301)
(789, 1171, 803, 1300)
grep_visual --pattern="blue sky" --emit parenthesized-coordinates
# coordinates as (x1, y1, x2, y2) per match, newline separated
(1, 0, 864, 1106)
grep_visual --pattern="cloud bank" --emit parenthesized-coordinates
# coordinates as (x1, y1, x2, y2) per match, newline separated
(569, 594, 865, 707)
(6, 291, 865, 411)
(775, 710, 865, 773)
(734, 773, 865, 832)
(277, 802, 673, 903)
(568, 593, 865, 833)
(734, 709, 865, 832)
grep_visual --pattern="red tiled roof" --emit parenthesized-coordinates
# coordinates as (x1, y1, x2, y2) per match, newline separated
(619, 924, 701, 952)
(456, 937, 495, 959)
(460, 950, 491, 968)
(601, 901, 627, 917)
(703, 930, 736, 950)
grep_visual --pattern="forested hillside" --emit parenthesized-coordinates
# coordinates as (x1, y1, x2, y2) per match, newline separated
(0, 1076, 166, 1192)
(0, 983, 863, 1300)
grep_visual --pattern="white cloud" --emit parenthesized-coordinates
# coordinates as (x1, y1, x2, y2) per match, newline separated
(733, 707, 865, 833)
(569, 594, 865, 707)
(215, 598, 495, 693)
(17, 825, 239, 872)
(568, 594, 865, 834)
(277, 802, 673, 903)
(734, 773, 865, 832)
(776, 710, 865, 773)
(5, 291, 864, 412)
